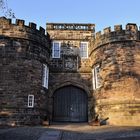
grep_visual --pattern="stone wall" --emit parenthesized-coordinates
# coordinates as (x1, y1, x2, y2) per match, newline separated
(0, 17, 50, 126)
(47, 23, 95, 122)
(91, 24, 140, 126)
(1, 16, 140, 126)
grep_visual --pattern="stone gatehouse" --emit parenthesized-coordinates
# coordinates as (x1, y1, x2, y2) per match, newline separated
(0, 17, 140, 126)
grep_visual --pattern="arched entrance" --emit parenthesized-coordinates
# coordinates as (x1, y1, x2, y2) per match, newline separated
(53, 85, 88, 122)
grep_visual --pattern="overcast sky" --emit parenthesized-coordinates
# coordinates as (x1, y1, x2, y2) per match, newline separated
(1, 0, 140, 32)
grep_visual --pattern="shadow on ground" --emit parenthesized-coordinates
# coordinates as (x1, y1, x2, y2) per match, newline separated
(0, 123, 140, 140)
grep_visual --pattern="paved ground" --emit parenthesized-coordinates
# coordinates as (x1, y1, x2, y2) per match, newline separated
(0, 123, 140, 140)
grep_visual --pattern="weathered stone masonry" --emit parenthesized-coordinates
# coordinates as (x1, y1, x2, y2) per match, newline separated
(0, 16, 140, 126)
(0, 17, 50, 125)
(91, 24, 140, 126)
(47, 23, 95, 122)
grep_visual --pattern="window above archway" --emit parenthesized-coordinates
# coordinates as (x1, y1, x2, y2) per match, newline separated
(80, 42, 88, 58)
(52, 41, 61, 58)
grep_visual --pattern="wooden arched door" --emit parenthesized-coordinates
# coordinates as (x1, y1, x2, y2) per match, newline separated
(53, 85, 88, 122)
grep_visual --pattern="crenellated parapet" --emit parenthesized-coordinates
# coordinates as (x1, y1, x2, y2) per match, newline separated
(0, 17, 49, 44)
(0, 17, 51, 126)
(91, 23, 140, 126)
(94, 23, 139, 48)
(0, 17, 50, 63)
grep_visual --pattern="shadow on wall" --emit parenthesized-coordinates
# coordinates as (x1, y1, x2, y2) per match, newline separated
(0, 34, 49, 126)
(45, 42, 96, 125)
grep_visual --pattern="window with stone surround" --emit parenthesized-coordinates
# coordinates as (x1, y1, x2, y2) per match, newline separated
(28, 95, 34, 108)
(80, 42, 88, 58)
(52, 41, 61, 58)
(92, 65, 101, 90)
(42, 64, 49, 89)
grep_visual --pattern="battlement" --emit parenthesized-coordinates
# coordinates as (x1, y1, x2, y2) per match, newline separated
(0, 17, 50, 63)
(0, 17, 48, 43)
(95, 23, 139, 47)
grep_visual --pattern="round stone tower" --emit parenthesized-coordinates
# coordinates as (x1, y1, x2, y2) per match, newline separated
(91, 23, 140, 126)
(0, 17, 50, 126)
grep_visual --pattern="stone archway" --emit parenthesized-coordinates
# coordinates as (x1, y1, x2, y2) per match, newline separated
(53, 85, 88, 122)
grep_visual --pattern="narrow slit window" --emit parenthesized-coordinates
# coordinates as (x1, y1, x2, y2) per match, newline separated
(92, 65, 101, 90)
(42, 64, 49, 89)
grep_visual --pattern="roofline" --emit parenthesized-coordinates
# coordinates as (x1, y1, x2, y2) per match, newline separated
(46, 23, 95, 26)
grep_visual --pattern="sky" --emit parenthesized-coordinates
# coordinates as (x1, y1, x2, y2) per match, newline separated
(1, 0, 140, 32)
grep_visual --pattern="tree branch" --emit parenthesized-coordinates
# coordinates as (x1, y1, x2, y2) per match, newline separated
(0, 0, 15, 18)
